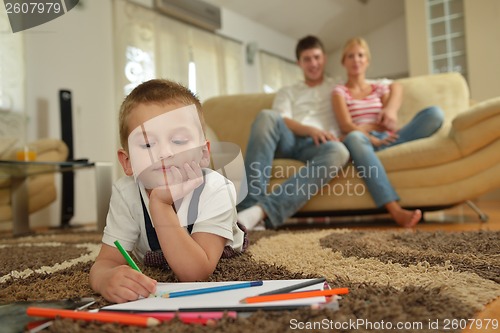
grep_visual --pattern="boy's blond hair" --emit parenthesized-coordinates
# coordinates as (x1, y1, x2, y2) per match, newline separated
(119, 79, 205, 152)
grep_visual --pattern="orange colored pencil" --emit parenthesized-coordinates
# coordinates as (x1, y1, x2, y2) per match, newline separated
(240, 288, 349, 304)
(26, 307, 161, 327)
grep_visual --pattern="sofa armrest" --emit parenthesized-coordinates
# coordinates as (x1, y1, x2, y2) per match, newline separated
(452, 97, 500, 130)
(450, 97, 500, 155)
(30, 138, 69, 162)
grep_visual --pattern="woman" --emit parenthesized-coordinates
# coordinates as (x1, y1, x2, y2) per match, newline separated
(332, 37, 444, 227)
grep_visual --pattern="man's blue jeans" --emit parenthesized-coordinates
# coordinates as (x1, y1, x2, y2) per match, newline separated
(238, 110, 350, 228)
(342, 106, 445, 207)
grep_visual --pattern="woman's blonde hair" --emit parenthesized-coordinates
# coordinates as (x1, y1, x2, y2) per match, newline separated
(341, 37, 371, 64)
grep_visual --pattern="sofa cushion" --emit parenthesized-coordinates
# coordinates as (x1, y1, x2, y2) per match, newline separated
(376, 126, 461, 172)
(397, 72, 469, 126)
(204, 93, 275, 155)
(269, 128, 462, 177)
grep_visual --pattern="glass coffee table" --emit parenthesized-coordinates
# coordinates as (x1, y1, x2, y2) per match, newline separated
(0, 159, 112, 236)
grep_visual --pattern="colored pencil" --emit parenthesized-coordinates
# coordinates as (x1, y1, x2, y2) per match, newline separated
(178, 304, 314, 312)
(161, 281, 263, 298)
(26, 307, 160, 327)
(257, 278, 326, 296)
(240, 287, 349, 304)
(114, 240, 142, 272)
(134, 311, 237, 324)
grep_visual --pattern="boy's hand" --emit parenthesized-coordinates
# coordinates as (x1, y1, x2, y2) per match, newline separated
(151, 161, 203, 205)
(98, 265, 157, 304)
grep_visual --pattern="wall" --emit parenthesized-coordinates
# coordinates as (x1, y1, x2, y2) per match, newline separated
(465, 0, 500, 201)
(24, 0, 115, 227)
(463, 0, 500, 102)
(404, 0, 430, 77)
(405, 0, 500, 102)
(326, 15, 408, 82)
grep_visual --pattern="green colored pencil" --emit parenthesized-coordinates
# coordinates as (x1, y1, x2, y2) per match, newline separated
(114, 240, 142, 273)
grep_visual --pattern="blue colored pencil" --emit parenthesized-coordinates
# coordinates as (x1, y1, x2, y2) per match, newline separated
(161, 281, 263, 298)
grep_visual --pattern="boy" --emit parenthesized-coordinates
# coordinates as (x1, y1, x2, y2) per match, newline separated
(90, 79, 246, 304)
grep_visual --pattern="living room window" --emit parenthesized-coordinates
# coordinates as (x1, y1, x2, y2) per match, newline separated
(114, 0, 243, 101)
(427, 0, 468, 80)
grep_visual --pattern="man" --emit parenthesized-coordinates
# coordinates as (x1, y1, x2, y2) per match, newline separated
(237, 36, 350, 230)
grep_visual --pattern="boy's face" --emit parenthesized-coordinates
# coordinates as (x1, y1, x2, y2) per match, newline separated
(120, 103, 209, 190)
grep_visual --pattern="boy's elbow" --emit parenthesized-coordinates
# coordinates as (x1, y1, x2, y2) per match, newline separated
(175, 264, 214, 282)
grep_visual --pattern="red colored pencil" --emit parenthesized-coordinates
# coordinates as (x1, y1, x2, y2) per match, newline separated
(26, 307, 160, 327)
(240, 287, 349, 304)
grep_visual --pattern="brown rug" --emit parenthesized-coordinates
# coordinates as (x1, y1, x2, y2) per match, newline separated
(0, 228, 499, 333)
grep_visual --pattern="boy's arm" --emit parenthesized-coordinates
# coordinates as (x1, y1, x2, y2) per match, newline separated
(148, 200, 226, 281)
(89, 244, 157, 303)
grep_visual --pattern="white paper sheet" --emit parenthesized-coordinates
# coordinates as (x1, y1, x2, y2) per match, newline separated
(101, 279, 329, 312)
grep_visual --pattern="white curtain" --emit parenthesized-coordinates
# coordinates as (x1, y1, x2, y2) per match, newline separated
(0, 10, 25, 115)
(259, 51, 302, 93)
(113, 0, 243, 102)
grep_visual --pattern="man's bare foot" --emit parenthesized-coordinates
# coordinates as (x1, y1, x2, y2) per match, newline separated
(391, 208, 422, 227)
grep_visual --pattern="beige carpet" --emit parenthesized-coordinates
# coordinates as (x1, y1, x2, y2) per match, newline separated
(0, 229, 499, 332)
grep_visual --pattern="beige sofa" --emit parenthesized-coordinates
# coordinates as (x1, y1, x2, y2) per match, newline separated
(202, 73, 500, 220)
(0, 111, 68, 226)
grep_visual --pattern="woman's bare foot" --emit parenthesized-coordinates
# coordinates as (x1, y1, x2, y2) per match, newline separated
(392, 208, 422, 227)
(385, 202, 422, 227)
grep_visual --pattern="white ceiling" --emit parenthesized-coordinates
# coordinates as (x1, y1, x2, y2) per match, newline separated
(204, 0, 405, 52)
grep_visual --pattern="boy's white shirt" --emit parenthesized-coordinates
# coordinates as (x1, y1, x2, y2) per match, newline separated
(102, 169, 244, 262)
